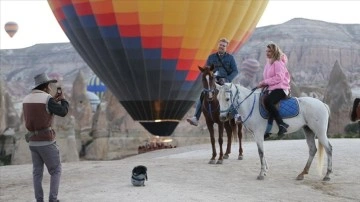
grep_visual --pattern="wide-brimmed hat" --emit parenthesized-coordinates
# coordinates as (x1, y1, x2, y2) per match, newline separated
(33, 73, 57, 89)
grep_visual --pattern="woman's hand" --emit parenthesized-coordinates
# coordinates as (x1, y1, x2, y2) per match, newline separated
(257, 82, 267, 89)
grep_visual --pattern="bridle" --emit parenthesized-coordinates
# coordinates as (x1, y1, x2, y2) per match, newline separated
(201, 72, 220, 121)
(202, 74, 217, 101)
(220, 84, 257, 124)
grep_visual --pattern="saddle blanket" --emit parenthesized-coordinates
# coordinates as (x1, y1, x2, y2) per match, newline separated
(260, 97, 299, 119)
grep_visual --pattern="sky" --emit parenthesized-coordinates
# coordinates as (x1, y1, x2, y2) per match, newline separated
(0, 0, 360, 50)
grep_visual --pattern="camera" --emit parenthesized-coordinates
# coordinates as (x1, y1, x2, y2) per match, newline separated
(57, 87, 62, 94)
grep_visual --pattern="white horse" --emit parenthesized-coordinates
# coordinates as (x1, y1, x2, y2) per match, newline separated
(217, 83, 333, 181)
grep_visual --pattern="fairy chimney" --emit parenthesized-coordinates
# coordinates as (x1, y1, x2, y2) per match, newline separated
(0, 79, 6, 134)
(71, 70, 93, 132)
(236, 58, 260, 89)
(323, 60, 352, 135)
(4, 92, 20, 131)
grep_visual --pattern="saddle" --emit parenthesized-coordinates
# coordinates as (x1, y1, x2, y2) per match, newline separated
(259, 92, 299, 119)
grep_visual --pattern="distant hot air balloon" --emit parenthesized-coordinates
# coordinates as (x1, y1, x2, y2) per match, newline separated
(47, 0, 268, 136)
(4, 21, 18, 38)
(87, 75, 106, 99)
(86, 91, 101, 112)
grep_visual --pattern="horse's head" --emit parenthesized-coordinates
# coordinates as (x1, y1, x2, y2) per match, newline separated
(217, 83, 235, 121)
(198, 64, 217, 101)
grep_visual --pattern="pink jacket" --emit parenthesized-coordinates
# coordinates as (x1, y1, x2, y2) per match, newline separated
(259, 60, 290, 91)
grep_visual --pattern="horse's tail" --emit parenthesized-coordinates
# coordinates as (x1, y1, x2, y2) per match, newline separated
(317, 141, 324, 176)
(350, 98, 360, 122)
(322, 103, 331, 133)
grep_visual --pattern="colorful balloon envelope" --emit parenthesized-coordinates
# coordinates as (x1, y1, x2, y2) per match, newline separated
(4, 21, 18, 38)
(47, 0, 268, 136)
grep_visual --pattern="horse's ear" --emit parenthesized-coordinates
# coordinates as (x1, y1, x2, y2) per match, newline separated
(210, 64, 215, 71)
(198, 66, 204, 72)
(215, 83, 220, 89)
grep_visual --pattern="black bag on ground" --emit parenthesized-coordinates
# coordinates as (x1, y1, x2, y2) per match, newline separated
(131, 165, 148, 186)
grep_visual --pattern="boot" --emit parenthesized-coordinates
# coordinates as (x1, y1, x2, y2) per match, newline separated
(277, 122, 289, 138)
(264, 133, 271, 140)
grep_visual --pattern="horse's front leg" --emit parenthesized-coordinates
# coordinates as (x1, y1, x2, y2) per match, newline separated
(223, 121, 232, 159)
(207, 122, 217, 164)
(256, 138, 268, 180)
(237, 123, 244, 160)
(216, 122, 224, 164)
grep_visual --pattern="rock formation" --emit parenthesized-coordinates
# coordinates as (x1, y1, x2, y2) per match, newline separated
(323, 60, 352, 135)
(235, 58, 260, 89)
(0, 80, 6, 134)
(236, 18, 360, 88)
(70, 70, 93, 132)
(85, 90, 149, 160)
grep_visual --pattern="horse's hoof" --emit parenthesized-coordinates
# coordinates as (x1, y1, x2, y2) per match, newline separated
(238, 155, 243, 160)
(223, 154, 229, 159)
(322, 176, 330, 181)
(296, 175, 304, 180)
(257, 175, 265, 180)
(216, 160, 223, 164)
(208, 160, 216, 164)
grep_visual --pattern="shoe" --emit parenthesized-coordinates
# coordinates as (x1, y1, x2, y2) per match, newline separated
(277, 123, 289, 137)
(234, 114, 242, 124)
(186, 117, 199, 126)
(264, 133, 271, 141)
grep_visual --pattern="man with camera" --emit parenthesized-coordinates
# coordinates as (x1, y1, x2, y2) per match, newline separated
(23, 73, 69, 202)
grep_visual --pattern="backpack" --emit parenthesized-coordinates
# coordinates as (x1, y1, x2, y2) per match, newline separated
(131, 165, 148, 186)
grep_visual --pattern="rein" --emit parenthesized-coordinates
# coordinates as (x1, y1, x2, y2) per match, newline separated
(202, 88, 218, 121)
(221, 85, 257, 124)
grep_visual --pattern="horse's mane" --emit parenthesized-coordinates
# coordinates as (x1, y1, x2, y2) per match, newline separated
(228, 83, 253, 94)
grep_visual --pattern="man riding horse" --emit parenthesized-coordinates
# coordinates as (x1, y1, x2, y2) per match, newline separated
(187, 38, 239, 126)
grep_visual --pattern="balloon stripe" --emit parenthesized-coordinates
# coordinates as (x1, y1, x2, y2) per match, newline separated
(96, 13, 117, 26)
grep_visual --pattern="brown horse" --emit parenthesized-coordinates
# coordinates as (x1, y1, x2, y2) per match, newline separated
(199, 65, 243, 164)
(350, 98, 360, 122)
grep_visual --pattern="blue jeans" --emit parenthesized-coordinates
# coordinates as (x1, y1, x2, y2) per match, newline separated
(30, 143, 61, 202)
(193, 92, 205, 120)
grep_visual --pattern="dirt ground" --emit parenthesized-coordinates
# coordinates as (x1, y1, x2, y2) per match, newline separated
(1, 138, 359, 202)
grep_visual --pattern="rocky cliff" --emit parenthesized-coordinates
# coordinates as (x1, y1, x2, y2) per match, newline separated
(0, 18, 359, 138)
(235, 18, 360, 89)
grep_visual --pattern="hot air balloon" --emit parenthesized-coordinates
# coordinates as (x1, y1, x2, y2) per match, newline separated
(86, 91, 101, 112)
(47, 0, 268, 136)
(4, 21, 18, 38)
(87, 75, 106, 99)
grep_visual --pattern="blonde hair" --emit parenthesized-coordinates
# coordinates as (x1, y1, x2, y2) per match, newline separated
(219, 38, 229, 45)
(267, 42, 283, 61)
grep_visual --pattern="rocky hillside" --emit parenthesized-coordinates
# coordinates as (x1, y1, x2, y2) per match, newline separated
(1, 18, 359, 100)
(235, 18, 360, 88)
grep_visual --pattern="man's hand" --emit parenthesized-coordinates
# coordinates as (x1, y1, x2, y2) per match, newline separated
(55, 93, 65, 102)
